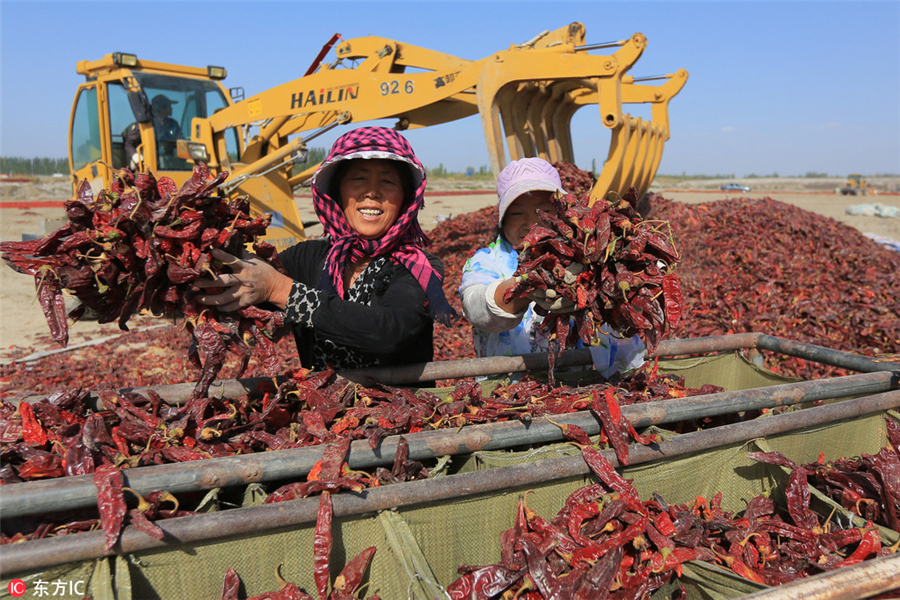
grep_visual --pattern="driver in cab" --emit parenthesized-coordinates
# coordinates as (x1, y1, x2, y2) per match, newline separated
(150, 94, 183, 143)
(124, 94, 184, 169)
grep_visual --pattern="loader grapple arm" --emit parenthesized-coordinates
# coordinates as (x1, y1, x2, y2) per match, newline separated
(202, 22, 687, 207)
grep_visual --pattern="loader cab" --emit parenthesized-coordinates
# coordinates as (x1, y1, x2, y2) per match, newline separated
(69, 53, 307, 250)
(69, 54, 240, 196)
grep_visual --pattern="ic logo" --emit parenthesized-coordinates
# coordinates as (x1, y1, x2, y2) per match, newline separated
(8, 579, 26, 597)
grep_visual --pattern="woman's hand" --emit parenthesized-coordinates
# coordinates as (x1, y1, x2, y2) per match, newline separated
(494, 277, 531, 315)
(193, 249, 294, 312)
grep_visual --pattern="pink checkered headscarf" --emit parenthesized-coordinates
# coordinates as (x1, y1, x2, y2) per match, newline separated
(310, 126, 455, 325)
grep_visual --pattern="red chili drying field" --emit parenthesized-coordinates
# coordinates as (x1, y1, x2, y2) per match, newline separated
(1, 176, 899, 398)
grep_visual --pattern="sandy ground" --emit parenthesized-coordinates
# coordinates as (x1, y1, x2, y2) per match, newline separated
(1, 176, 898, 363)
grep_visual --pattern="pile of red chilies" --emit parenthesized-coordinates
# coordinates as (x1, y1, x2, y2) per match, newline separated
(429, 205, 497, 364)
(0, 323, 301, 399)
(750, 416, 900, 532)
(1, 363, 707, 546)
(642, 195, 900, 379)
(553, 161, 596, 197)
(0, 164, 287, 399)
(445, 432, 891, 598)
(503, 187, 683, 375)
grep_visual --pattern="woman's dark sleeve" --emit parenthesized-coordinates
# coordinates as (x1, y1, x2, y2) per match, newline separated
(278, 240, 326, 285)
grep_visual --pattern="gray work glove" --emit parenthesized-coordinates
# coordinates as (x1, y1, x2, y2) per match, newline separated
(528, 288, 576, 312)
(560, 262, 585, 285)
(525, 262, 585, 312)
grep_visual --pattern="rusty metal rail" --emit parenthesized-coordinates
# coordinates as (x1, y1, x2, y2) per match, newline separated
(338, 333, 767, 385)
(341, 333, 900, 385)
(3, 389, 898, 576)
(736, 553, 900, 600)
(16, 333, 898, 407)
(3, 370, 896, 520)
(755, 334, 900, 374)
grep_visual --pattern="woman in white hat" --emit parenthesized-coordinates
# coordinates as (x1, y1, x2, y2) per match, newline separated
(459, 157, 644, 377)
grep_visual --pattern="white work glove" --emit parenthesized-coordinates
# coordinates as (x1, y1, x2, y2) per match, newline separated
(525, 262, 584, 313)
(527, 287, 576, 312)
(129, 152, 141, 170)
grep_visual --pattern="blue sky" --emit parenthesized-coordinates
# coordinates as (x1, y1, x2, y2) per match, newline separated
(1, 0, 898, 177)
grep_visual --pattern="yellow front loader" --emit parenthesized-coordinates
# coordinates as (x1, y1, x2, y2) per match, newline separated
(839, 173, 870, 196)
(68, 23, 687, 247)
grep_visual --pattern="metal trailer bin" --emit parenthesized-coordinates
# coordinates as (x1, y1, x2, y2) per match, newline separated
(2, 334, 898, 599)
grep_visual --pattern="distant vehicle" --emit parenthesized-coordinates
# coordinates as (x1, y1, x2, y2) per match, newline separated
(838, 173, 870, 196)
(721, 183, 751, 192)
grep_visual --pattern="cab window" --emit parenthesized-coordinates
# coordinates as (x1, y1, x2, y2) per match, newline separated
(134, 72, 240, 171)
(106, 82, 136, 169)
(71, 86, 101, 171)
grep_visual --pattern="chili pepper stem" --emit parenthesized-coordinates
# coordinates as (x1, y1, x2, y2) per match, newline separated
(355, 581, 373, 598)
(856, 498, 877, 515)
(33, 266, 59, 303)
(821, 505, 839, 534)
(511, 576, 535, 600)
(426, 397, 454, 421)
(275, 562, 288, 588)
(122, 487, 151, 512)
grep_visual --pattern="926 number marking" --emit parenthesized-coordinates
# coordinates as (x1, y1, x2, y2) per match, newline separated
(381, 80, 414, 95)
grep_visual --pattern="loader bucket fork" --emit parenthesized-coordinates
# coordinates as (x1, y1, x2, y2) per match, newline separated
(206, 23, 687, 208)
(475, 31, 688, 204)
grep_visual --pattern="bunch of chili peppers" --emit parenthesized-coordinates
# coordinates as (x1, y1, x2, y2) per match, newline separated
(749, 417, 900, 532)
(445, 440, 710, 599)
(686, 474, 891, 586)
(503, 187, 683, 368)
(446, 430, 891, 598)
(0, 164, 288, 399)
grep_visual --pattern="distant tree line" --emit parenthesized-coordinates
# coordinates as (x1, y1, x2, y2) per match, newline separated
(1, 157, 69, 175)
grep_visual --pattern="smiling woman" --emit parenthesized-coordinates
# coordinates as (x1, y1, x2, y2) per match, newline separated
(193, 126, 456, 371)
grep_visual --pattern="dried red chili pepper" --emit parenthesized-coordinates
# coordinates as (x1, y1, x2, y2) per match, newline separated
(93, 464, 127, 553)
(832, 525, 880, 568)
(590, 388, 631, 465)
(314, 492, 334, 600)
(221, 567, 241, 600)
(445, 564, 523, 600)
(786, 467, 819, 531)
(17, 401, 48, 446)
(331, 546, 376, 597)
